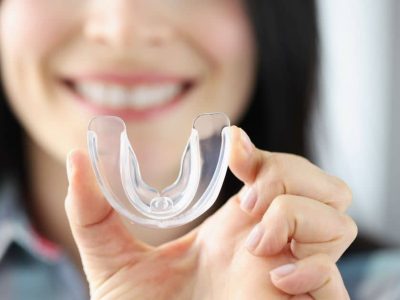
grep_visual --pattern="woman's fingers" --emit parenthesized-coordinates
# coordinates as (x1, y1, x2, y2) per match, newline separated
(229, 126, 352, 216)
(65, 149, 148, 287)
(245, 195, 357, 261)
(270, 254, 350, 300)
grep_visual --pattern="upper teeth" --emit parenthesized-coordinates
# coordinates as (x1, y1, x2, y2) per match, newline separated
(75, 82, 182, 109)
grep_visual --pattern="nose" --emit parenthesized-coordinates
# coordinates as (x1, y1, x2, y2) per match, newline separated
(84, 0, 174, 49)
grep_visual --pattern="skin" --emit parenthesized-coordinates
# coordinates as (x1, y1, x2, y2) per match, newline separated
(0, 0, 356, 298)
(66, 128, 356, 299)
(0, 0, 255, 248)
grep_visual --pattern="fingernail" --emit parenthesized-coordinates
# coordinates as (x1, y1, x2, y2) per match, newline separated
(270, 264, 296, 280)
(240, 186, 257, 212)
(245, 224, 263, 251)
(240, 128, 254, 155)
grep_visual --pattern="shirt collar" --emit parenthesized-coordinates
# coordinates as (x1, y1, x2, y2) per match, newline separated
(0, 178, 62, 264)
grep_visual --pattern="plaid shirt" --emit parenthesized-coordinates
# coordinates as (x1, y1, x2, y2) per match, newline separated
(1, 178, 400, 300)
(0, 179, 89, 300)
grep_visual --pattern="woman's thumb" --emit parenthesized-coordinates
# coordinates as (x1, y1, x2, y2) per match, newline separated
(65, 149, 147, 288)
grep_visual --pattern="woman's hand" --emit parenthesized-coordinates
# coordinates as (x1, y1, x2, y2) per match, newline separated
(65, 126, 356, 300)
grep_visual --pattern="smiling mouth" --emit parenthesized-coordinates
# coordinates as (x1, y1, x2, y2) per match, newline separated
(62, 76, 194, 118)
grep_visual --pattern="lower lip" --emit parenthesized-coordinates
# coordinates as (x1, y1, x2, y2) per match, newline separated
(62, 83, 191, 121)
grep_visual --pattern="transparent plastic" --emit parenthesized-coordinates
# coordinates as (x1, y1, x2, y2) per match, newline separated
(87, 112, 231, 228)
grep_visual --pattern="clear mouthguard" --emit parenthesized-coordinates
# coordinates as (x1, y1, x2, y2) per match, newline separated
(87, 112, 231, 228)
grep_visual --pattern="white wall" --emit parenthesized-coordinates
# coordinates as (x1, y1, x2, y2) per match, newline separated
(314, 0, 400, 244)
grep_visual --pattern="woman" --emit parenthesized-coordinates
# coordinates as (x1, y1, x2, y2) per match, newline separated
(0, 0, 356, 299)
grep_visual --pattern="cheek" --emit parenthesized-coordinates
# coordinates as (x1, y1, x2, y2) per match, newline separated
(184, 3, 255, 67)
(202, 19, 253, 63)
(0, 0, 77, 57)
(180, 4, 256, 121)
(0, 1, 83, 162)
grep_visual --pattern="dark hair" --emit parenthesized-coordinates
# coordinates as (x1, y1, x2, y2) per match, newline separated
(0, 87, 25, 182)
(0, 1, 318, 196)
(244, 1, 317, 153)
(223, 0, 318, 198)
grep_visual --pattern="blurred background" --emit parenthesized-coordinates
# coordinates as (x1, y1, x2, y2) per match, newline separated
(314, 0, 400, 246)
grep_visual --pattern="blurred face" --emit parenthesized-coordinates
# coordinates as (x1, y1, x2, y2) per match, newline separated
(1, 0, 255, 188)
